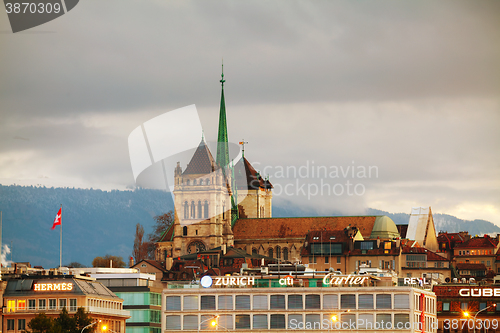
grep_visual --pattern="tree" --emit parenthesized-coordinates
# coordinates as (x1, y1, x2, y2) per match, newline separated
(133, 223, 151, 263)
(92, 254, 125, 268)
(28, 313, 53, 333)
(148, 210, 174, 243)
(66, 262, 85, 268)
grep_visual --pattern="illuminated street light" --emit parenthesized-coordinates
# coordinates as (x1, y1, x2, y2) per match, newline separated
(472, 304, 497, 333)
(198, 315, 219, 333)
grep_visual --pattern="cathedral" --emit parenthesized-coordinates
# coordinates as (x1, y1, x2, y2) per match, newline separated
(156, 68, 273, 259)
(154, 69, 423, 265)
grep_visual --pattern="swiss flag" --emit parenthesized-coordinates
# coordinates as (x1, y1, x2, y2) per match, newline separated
(51, 207, 62, 230)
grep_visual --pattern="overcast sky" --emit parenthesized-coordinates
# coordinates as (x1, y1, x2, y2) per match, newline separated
(1, 1, 499, 226)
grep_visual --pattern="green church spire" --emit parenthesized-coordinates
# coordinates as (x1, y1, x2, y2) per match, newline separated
(216, 62, 229, 169)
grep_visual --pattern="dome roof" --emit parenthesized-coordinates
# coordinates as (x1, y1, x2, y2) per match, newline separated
(370, 216, 400, 239)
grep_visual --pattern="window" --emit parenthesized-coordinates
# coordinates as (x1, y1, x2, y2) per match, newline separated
(270, 295, 285, 309)
(358, 314, 374, 329)
(270, 314, 285, 329)
(310, 256, 317, 263)
(394, 294, 409, 309)
(218, 295, 232, 310)
(323, 294, 338, 309)
(18, 319, 26, 331)
(39, 299, 46, 310)
(235, 315, 250, 329)
(28, 299, 36, 310)
(7, 319, 14, 331)
(325, 256, 329, 264)
(479, 302, 487, 311)
(360, 241, 374, 250)
(442, 302, 450, 311)
(183, 296, 198, 310)
(337, 256, 341, 264)
(461, 302, 468, 311)
(253, 314, 268, 329)
(288, 295, 303, 309)
(165, 316, 181, 330)
(358, 294, 374, 309)
(204, 201, 209, 219)
(376, 294, 392, 309)
(394, 314, 409, 328)
(197, 201, 202, 218)
(283, 248, 288, 261)
(288, 314, 302, 329)
(18, 300, 26, 310)
(253, 295, 267, 310)
(311, 243, 342, 255)
(182, 226, 187, 236)
(201, 295, 215, 310)
(235, 295, 250, 310)
(276, 246, 281, 260)
(190, 201, 195, 219)
(49, 299, 57, 310)
(341, 294, 356, 309)
(219, 315, 233, 330)
(183, 201, 188, 219)
(70, 299, 77, 312)
(376, 314, 391, 328)
(59, 299, 67, 310)
(183, 316, 198, 330)
(7, 300, 15, 312)
(166, 296, 181, 311)
(305, 294, 320, 309)
(268, 248, 274, 258)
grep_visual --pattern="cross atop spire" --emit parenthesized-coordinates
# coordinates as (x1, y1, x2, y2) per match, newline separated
(220, 59, 225, 87)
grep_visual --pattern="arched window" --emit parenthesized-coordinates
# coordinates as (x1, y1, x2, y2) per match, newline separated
(204, 201, 209, 219)
(199, 179, 204, 185)
(276, 246, 281, 260)
(268, 248, 274, 258)
(197, 201, 202, 219)
(283, 248, 289, 261)
(206, 178, 210, 185)
(252, 248, 258, 255)
(183, 226, 188, 236)
(183, 201, 189, 219)
(186, 180, 190, 186)
(193, 179, 197, 185)
(190, 201, 195, 219)
(222, 205, 225, 220)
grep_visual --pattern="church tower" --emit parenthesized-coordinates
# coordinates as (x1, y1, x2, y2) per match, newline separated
(171, 67, 234, 257)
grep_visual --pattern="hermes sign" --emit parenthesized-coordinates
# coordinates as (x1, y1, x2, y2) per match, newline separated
(34, 282, 73, 292)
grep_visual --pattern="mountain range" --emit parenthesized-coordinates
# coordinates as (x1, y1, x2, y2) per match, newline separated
(0, 184, 498, 268)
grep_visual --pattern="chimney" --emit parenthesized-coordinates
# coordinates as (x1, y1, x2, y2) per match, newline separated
(129, 257, 134, 267)
(396, 237, 401, 248)
(377, 237, 381, 248)
(222, 244, 227, 255)
(110, 259, 113, 268)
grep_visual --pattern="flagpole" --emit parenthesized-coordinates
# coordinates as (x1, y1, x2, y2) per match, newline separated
(59, 204, 62, 269)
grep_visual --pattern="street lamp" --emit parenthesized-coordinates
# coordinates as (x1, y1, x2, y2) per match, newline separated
(329, 309, 350, 331)
(81, 320, 102, 333)
(198, 315, 219, 333)
(472, 304, 497, 333)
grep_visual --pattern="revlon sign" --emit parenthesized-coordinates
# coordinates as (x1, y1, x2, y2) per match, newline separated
(459, 288, 500, 297)
(34, 282, 73, 291)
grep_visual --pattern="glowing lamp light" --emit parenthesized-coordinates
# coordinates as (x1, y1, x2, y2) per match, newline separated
(210, 321, 216, 327)
(463, 311, 469, 318)
(331, 315, 338, 322)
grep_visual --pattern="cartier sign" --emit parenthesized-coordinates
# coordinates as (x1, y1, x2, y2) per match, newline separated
(34, 282, 73, 291)
(323, 274, 370, 286)
(459, 288, 500, 297)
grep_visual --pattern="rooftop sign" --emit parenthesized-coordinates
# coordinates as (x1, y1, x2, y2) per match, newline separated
(323, 274, 370, 286)
(459, 288, 500, 297)
(34, 282, 73, 292)
(200, 276, 255, 288)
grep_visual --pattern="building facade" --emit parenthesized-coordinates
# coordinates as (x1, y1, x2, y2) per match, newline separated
(162, 282, 437, 332)
(2, 275, 129, 333)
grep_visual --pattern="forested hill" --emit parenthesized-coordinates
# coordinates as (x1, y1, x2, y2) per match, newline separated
(1, 185, 498, 268)
(0, 185, 174, 268)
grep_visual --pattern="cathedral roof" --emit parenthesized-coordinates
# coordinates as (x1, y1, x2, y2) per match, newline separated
(234, 157, 273, 190)
(233, 216, 399, 240)
(183, 138, 218, 175)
